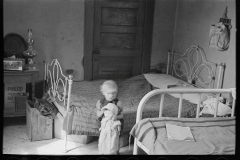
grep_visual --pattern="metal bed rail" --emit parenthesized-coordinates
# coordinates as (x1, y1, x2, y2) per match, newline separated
(133, 88, 236, 154)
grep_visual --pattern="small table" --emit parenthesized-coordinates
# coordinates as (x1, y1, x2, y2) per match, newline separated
(4, 70, 39, 117)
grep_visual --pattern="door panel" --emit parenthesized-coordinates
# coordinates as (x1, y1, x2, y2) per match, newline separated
(84, 0, 154, 80)
(93, 0, 145, 79)
(101, 33, 136, 50)
(101, 7, 138, 26)
(98, 56, 134, 79)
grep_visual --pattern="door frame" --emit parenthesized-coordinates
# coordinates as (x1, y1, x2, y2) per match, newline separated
(84, 0, 155, 80)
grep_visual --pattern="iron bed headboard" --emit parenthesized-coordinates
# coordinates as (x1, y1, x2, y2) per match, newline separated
(43, 59, 73, 113)
(166, 45, 225, 89)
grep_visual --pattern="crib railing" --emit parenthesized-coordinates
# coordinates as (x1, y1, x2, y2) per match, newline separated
(136, 88, 236, 124)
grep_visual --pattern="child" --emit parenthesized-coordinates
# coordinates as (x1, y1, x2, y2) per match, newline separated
(96, 80, 124, 154)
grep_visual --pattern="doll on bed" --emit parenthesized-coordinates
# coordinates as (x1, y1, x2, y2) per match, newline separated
(96, 80, 124, 154)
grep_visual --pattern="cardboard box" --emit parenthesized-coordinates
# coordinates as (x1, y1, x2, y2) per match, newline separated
(4, 83, 26, 108)
(26, 100, 53, 141)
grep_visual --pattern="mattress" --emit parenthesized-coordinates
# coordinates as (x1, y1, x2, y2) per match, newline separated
(130, 117, 235, 155)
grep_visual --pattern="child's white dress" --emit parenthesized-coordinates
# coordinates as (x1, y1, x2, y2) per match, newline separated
(98, 103, 121, 154)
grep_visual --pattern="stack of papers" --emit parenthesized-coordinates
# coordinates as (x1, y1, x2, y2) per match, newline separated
(166, 123, 195, 141)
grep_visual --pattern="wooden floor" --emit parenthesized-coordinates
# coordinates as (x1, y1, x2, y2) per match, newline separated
(3, 116, 145, 156)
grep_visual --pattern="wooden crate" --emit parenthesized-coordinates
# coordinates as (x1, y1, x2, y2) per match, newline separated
(26, 100, 53, 141)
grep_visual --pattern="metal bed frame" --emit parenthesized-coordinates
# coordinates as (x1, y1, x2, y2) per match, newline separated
(167, 45, 225, 89)
(43, 46, 226, 153)
(133, 88, 236, 154)
(132, 45, 232, 155)
(43, 59, 73, 152)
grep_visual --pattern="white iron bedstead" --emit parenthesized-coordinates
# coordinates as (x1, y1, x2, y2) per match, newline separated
(133, 88, 236, 155)
(43, 46, 226, 152)
(43, 59, 73, 152)
(132, 45, 232, 155)
(167, 45, 225, 89)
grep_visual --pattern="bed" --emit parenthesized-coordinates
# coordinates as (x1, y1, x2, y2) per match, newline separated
(130, 88, 236, 155)
(43, 45, 226, 152)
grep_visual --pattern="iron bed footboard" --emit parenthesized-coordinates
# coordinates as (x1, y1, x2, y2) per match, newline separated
(133, 88, 236, 155)
(43, 59, 73, 152)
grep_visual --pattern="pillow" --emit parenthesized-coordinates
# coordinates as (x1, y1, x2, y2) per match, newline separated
(143, 73, 190, 89)
(168, 86, 209, 104)
(199, 98, 232, 116)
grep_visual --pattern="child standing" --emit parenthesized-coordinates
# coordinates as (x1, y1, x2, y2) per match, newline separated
(96, 80, 124, 154)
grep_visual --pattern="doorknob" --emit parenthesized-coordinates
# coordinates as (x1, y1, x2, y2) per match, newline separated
(92, 48, 100, 55)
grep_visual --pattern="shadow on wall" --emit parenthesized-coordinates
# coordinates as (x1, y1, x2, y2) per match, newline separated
(35, 80, 44, 98)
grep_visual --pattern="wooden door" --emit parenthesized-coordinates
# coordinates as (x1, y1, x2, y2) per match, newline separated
(84, 0, 154, 80)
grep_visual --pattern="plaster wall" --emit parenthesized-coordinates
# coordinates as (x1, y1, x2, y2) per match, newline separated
(151, 0, 177, 68)
(151, 0, 236, 89)
(4, 0, 85, 97)
(4, 0, 236, 98)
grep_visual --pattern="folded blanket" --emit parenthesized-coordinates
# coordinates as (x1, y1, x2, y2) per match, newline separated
(156, 135, 235, 155)
(130, 117, 235, 155)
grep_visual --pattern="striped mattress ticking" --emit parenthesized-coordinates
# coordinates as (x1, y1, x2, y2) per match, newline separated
(130, 117, 235, 155)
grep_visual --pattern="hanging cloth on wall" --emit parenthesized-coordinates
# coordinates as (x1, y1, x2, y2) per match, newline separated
(209, 7, 230, 51)
(209, 22, 229, 51)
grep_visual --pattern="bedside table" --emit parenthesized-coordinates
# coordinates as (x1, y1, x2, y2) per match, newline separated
(4, 70, 39, 117)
